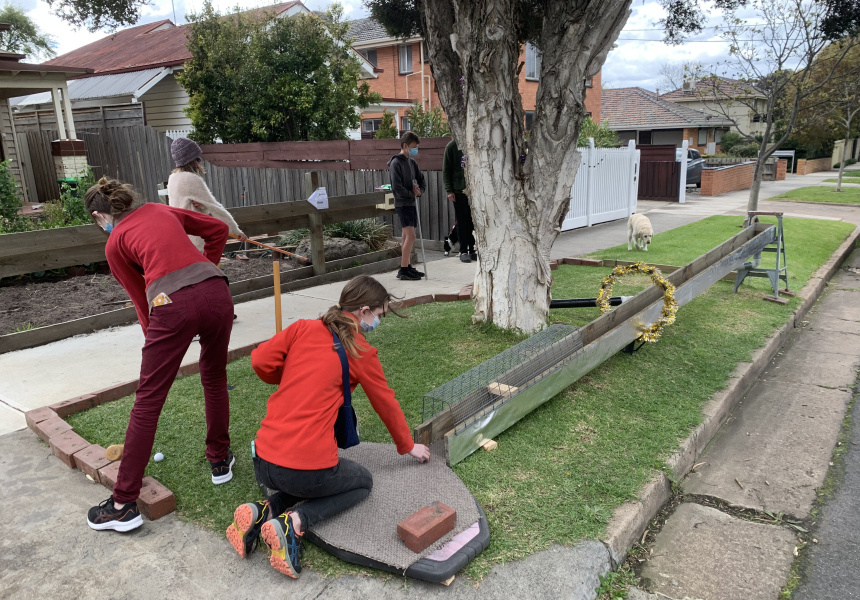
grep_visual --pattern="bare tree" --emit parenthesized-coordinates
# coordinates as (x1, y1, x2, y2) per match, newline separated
(829, 77, 860, 191)
(700, 0, 858, 211)
(657, 61, 704, 93)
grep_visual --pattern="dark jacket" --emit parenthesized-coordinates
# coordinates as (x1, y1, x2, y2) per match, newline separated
(442, 140, 467, 194)
(387, 153, 426, 208)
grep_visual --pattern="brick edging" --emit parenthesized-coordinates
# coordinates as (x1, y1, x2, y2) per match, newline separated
(600, 227, 860, 565)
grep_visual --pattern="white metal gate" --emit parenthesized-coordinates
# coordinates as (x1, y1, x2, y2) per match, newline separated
(562, 139, 640, 231)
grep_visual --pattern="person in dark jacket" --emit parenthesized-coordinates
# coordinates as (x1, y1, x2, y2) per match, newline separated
(442, 139, 476, 262)
(387, 131, 426, 281)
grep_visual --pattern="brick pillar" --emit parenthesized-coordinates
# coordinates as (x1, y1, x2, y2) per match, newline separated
(776, 159, 786, 180)
(796, 158, 807, 175)
(700, 169, 715, 196)
(51, 139, 87, 181)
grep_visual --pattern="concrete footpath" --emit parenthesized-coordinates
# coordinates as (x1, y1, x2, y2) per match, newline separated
(1, 170, 859, 599)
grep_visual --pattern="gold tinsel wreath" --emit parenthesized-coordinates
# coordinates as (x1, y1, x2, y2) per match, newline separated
(596, 262, 678, 343)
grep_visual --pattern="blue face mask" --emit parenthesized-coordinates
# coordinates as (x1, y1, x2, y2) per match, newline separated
(360, 314, 380, 333)
(103, 222, 113, 234)
(409, 147, 419, 157)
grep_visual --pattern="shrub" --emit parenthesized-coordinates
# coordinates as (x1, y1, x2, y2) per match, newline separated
(577, 117, 620, 148)
(729, 142, 760, 158)
(0, 160, 30, 234)
(375, 111, 399, 139)
(279, 218, 391, 251)
(846, 158, 858, 166)
(41, 168, 96, 229)
(404, 103, 450, 137)
(718, 131, 744, 153)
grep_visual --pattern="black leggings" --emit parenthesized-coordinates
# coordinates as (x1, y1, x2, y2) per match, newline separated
(453, 192, 475, 253)
(254, 456, 373, 529)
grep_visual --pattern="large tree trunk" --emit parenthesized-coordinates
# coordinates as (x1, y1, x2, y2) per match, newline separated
(421, 0, 630, 333)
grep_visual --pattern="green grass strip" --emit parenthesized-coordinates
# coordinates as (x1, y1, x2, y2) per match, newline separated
(770, 186, 860, 205)
(68, 216, 855, 580)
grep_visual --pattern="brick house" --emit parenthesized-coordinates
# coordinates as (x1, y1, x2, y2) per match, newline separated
(602, 87, 733, 154)
(661, 77, 769, 140)
(347, 17, 602, 138)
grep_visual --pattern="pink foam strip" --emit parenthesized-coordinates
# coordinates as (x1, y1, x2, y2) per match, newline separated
(424, 521, 481, 562)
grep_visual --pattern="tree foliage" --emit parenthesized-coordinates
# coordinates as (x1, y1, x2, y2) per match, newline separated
(177, 2, 381, 144)
(45, 0, 143, 31)
(374, 110, 399, 139)
(0, 3, 56, 60)
(577, 117, 620, 148)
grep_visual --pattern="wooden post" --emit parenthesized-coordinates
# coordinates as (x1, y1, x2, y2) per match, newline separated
(304, 171, 325, 276)
(273, 256, 283, 333)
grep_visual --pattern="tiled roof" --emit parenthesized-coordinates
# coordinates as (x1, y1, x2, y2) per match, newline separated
(42, 2, 302, 76)
(661, 76, 765, 100)
(602, 87, 733, 130)
(347, 17, 395, 43)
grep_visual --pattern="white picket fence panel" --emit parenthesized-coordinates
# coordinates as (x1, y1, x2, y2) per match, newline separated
(562, 139, 640, 231)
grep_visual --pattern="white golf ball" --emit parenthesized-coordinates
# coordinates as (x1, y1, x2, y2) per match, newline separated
(154, 452, 164, 462)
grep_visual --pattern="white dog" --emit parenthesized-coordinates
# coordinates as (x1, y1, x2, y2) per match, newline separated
(628, 214, 654, 251)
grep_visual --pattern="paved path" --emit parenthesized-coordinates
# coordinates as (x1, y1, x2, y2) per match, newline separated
(1, 169, 858, 600)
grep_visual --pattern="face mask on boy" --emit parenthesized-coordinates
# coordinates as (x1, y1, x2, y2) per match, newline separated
(409, 148, 419, 157)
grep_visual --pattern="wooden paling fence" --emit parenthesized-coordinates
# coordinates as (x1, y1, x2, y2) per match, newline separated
(18, 125, 456, 241)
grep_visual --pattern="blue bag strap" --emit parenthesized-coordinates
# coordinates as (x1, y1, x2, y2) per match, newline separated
(330, 329, 351, 408)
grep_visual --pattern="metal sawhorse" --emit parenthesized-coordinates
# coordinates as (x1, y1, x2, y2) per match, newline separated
(733, 211, 795, 304)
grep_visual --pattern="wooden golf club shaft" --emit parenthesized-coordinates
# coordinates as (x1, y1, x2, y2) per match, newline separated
(273, 257, 283, 333)
(229, 234, 310, 263)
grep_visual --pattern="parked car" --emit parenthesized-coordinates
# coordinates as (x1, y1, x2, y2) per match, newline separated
(676, 148, 705, 187)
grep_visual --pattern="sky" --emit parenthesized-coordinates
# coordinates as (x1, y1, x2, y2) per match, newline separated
(14, 0, 757, 93)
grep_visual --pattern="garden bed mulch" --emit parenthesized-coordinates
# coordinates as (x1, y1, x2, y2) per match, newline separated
(0, 254, 304, 335)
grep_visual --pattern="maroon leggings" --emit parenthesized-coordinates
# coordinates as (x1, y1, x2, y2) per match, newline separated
(113, 277, 233, 504)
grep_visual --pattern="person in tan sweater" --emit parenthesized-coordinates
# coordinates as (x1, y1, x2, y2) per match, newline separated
(167, 137, 247, 251)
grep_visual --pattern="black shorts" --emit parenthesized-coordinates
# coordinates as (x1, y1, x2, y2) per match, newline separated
(395, 205, 418, 228)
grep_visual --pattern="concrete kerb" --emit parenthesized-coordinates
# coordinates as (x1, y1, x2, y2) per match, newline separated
(601, 227, 860, 566)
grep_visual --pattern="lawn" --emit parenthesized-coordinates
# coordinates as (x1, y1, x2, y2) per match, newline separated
(770, 185, 860, 204)
(68, 215, 856, 581)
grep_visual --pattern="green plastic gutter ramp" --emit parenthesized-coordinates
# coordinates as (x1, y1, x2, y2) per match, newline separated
(415, 223, 779, 466)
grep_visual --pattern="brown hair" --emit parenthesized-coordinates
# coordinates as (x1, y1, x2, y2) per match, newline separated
(84, 177, 139, 221)
(320, 275, 403, 358)
(400, 130, 420, 148)
(171, 160, 206, 176)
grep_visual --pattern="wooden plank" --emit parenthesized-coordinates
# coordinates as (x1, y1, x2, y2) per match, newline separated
(305, 171, 325, 276)
(0, 307, 137, 354)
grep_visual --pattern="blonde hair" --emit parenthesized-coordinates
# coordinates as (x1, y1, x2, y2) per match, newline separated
(320, 275, 403, 358)
(84, 177, 138, 219)
(171, 161, 206, 176)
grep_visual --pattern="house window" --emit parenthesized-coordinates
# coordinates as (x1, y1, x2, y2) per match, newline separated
(525, 111, 535, 130)
(400, 116, 411, 131)
(423, 41, 430, 62)
(359, 48, 378, 67)
(584, 78, 593, 88)
(715, 128, 725, 143)
(525, 43, 541, 80)
(752, 113, 767, 123)
(697, 128, 707, 145)
(638, 130, 652, 144)
(362, 119, 382, 132)
(399, 44, 413, 74)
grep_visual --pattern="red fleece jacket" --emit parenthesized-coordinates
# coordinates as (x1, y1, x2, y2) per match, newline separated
(105, 203, 229, 334)
(252, 318, 415, 470)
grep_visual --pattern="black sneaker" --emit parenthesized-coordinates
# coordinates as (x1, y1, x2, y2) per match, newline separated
(407, 264, 425, 277)
(226, 499, 269, 558)
(87, 496, 143, 532)
(469, 251, 478, 262)
(459, 253, 471, 263)
(396, 267, 421, 280)
(210, 449, 235, 484)
(261, 511, 304, 578)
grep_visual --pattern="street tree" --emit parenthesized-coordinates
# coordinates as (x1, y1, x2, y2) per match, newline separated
(657, 61, 704, 94)
(0, 3, 56, 60)
(688, 0, 858, 213)
(178, 3, 380, 144)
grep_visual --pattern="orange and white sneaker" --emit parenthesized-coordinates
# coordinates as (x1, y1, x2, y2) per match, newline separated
(260, 511, 303, 578)
(225, 500, 269, 558)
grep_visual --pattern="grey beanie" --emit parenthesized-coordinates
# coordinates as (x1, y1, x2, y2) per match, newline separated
(171, 137, 202, 167)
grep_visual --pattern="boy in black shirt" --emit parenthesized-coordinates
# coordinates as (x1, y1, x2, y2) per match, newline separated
(387, 131, 426, 280)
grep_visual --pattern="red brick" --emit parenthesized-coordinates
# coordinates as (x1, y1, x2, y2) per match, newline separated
(49, 430, 90, 468)
(397, 501, 457, 553)
(549, 260, 558, 270)
(575, 258, 603, 267)
(137, 477, 177, 520)
(93, 380, 139, 405)
(99, 460, 122, 490)
(25, 407, 58, 431)
(32, 416, 72, 443)
(49, 394, 97, 419)
(74, 444, 111, 482)
(411, 294, 435, 306)
(433, 293, 461, 302)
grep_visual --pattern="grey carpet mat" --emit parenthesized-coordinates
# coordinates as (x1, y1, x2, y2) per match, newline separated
(307, 441, 481, 571)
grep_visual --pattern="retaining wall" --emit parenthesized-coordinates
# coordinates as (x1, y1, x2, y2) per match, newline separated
(700, 162, 755, 196)
(796, 157, 832, 175)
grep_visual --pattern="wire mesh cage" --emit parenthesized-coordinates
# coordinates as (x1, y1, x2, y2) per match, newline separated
(421, 324, 585, 432)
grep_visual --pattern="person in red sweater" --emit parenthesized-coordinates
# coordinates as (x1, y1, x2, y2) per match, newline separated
(83, 177, 236, 533)
(225, 275, 430, 578)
